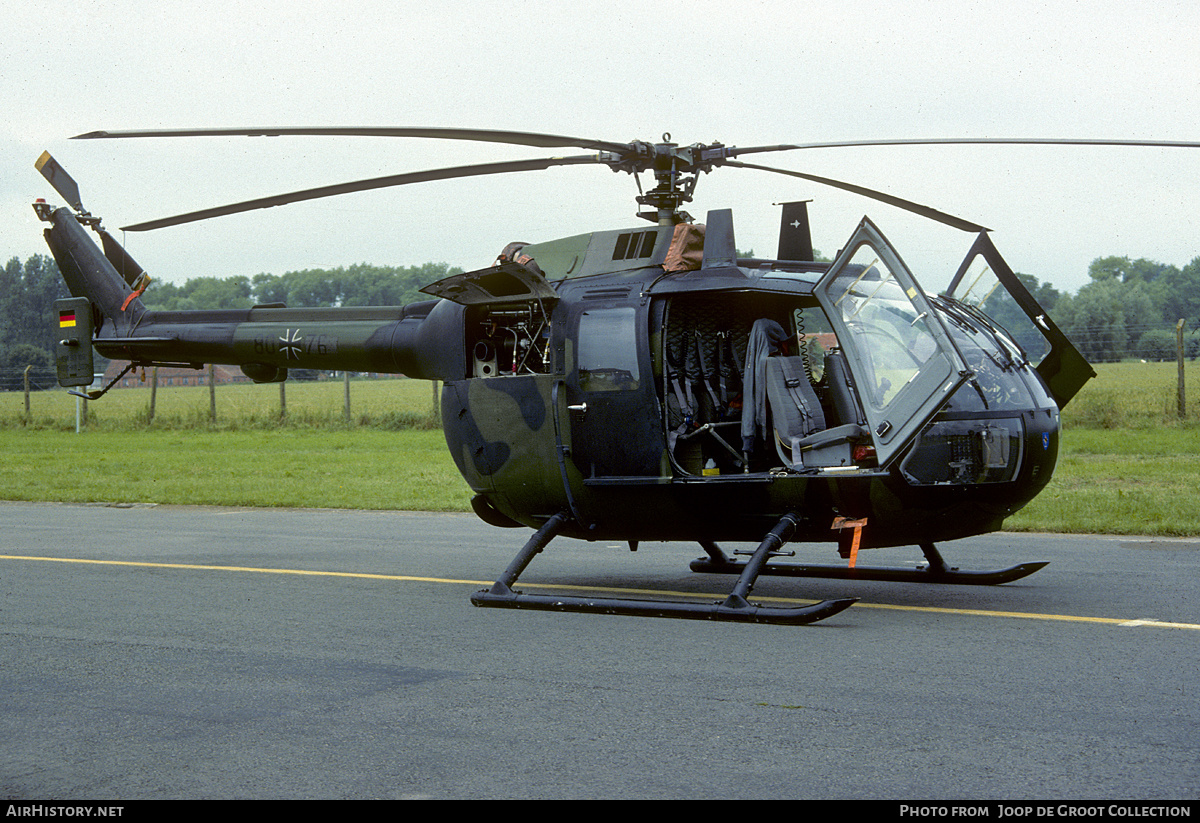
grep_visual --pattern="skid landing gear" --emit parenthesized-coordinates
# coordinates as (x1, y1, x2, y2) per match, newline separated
(471, 512, 857, 625)
(690, 540, 1048, 586)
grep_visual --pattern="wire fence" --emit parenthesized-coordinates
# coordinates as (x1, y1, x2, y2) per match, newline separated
(0, 371, 443, 432)
(0, 366, 58, 393)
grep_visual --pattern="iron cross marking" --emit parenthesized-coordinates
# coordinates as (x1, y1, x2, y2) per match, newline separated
(279, 328, 303, 360)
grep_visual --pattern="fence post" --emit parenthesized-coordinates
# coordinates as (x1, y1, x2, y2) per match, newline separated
(23, 364, 32, 421)
(344, 371, 351, 425)
(280, 380, 287, 422)
(149, 367, 158, 424)
(1178, 319, 1187, 420)
(208, 363, 216, 422)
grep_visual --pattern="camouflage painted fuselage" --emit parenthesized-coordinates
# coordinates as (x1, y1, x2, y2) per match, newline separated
(433, 216, 1074, 548)
(45, 203, 1085, 552)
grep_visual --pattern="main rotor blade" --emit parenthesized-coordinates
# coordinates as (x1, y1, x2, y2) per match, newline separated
(723, 136, 1200, 158)
(74, 126, 632, 154)
(120, 154, 601, 231)
(724, 160, 989, 233)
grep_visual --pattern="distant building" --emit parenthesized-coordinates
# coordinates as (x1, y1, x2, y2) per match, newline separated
(101, 360, 252, 388)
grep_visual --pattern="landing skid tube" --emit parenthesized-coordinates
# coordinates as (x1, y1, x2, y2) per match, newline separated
(690, 541, 1048, 586)
(471, 512, 857, 625)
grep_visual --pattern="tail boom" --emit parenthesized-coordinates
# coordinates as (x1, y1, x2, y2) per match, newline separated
(40, 204, 464, 386)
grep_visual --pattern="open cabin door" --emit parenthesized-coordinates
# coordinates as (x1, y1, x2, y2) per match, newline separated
(945, 232, 1095, 408)
(815, 218, 971, 467)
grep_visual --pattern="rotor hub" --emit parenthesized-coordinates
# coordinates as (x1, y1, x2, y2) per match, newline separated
(626, 136, 723, 224)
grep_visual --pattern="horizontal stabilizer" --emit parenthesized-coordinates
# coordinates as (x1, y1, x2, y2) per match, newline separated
(93, 336, 184, 364)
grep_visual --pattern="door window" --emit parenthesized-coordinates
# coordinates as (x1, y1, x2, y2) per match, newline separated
(578, 307, 640, 392)
(815, 218, 970, 467)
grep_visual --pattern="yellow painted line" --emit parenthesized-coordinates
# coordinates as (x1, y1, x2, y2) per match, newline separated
(846, 601, 1200, 630)
(4, 553, 1200, 631)
(0, 554, 492, 587)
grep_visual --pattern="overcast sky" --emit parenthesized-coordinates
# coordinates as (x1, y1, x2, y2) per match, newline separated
(3, 0, 1198, 295)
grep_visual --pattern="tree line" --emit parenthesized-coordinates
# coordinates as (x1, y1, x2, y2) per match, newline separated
(2, 251, 1197, 391)
(144, 261, 462, 311)
(1047, 255, 1200, 362)
(0, 257, 463, 389)
(0, 255, 72, 390)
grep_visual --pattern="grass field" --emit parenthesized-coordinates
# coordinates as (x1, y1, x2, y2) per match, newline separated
(1061, 360, 1195, 429)
(1, 363, 1197, 535)
(0, 428, 470, 511)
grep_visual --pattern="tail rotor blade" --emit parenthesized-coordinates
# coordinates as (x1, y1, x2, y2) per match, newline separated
(99, 229, 146, 287)
(35, 151, 85, 212)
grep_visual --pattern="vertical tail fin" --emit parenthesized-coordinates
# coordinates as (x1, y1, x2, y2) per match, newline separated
(776, 200, 814, 262)
(42, 205, 146, 332)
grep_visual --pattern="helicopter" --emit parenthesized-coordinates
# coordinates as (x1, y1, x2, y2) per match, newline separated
(35, 128, 1192, 625)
